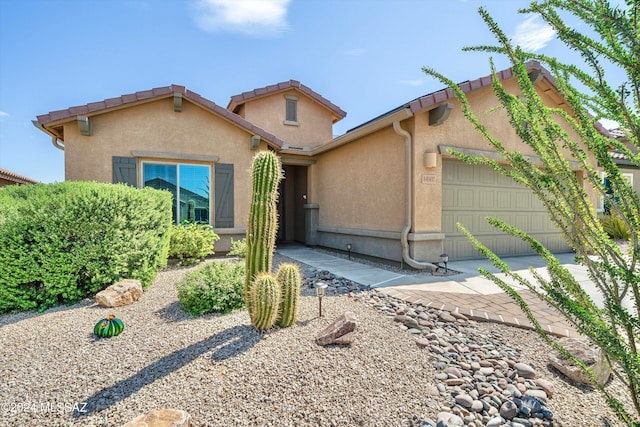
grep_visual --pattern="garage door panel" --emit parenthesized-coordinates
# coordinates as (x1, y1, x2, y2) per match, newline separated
(478, 190, 495, 209)
(442, 159, 570, 260)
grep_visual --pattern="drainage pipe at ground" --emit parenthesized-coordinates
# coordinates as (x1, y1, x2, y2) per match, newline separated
(392, 120, 438, 271)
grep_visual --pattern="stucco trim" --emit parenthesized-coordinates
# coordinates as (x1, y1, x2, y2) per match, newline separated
(281, 157, 316, 166)
(438, 145, 581, 169)
(214, 227, 246, 235)
(132, 151, 220, 163)
(407, 233, 446, 241)
(317, 226, 401, 240)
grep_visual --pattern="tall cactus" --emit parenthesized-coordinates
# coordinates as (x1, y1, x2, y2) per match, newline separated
(276, 263, 301, 328)
(244, 151, 282, 308)
(249, 273, 281, 331)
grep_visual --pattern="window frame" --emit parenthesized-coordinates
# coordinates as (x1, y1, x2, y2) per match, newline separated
(599, 170, 633, 213)
(284, 95, 299, 126)
(141, 160, 212, 225)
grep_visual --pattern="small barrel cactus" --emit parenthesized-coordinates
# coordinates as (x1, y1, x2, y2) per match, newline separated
(276, 263, 301, 328)
(94, 314, 124, 338)
(244, 151, 283, 308)
(249, 272, 282, 331)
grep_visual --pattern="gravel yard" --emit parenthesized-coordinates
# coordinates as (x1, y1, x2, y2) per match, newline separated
(0, 255, 634, 426)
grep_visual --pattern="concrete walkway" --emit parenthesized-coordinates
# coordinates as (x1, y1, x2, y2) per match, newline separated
(277, 246, 587, 338)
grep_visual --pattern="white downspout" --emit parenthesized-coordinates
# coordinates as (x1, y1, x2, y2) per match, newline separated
(393, 120, 438, 271)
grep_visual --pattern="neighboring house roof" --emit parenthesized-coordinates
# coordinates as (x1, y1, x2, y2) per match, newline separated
(34, 85, 285, 149)
(227, 79, 347, 123)
(0, 168, 39, 185)
(346, 60, 611, 138)
(608, 127, 628, 141)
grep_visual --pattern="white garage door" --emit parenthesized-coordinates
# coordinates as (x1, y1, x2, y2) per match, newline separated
(442, 159, 571, 260)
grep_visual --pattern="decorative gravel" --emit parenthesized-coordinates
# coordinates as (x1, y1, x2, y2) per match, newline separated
(0, 255, 634, 426)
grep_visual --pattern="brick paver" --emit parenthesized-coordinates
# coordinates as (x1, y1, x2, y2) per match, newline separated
(379, 287, 578, 337)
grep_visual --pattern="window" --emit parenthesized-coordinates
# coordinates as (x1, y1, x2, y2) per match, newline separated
(284, 95, 298, 125)
(143, 162, 210, 225)
(600, 171, 633, 214)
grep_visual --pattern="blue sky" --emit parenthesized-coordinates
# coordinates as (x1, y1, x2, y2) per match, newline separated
(0, 0, 624, 183)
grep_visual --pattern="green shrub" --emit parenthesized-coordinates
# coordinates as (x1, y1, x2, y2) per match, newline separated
(168, 223, 219, 265)
(0, 182, 172, 313)
(176, 261, 245, 316)
(600, 214, 631, 240)
(228, 238, 247, 258)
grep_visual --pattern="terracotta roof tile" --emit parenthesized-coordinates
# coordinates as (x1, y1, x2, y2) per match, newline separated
(227, 79, 346, 120)
(35, 84, 284, 148)
(348, 60, 610, 139)
(0, 168, 38, 184)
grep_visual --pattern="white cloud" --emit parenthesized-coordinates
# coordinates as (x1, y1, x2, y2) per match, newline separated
(193, 0, 291, 35)
(399, 79, 424, 87)
(0, 111, 9, 118)
(512, 15, 556, 52)
(345, 48, 366, 56)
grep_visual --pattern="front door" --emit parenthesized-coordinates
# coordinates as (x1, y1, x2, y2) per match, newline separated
(277, 165, 308, 243)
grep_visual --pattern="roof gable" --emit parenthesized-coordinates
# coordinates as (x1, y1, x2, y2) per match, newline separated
(227, 80, 346, 123)
(347, 61, 611, 138)
(35, 85, 285, 148)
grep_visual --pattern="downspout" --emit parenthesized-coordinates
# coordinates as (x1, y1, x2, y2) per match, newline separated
(393, 120, 437, 271)
(32, 120, 64, 150)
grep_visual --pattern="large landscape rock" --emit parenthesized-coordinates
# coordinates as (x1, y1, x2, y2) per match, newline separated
(316, 311, 357, 346)
(549, 337, 612, 386)
(122, 408, 191, 427)
(96, 279, 143, 308)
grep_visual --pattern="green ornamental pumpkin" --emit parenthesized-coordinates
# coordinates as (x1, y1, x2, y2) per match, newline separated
(94, 314, 124, 338)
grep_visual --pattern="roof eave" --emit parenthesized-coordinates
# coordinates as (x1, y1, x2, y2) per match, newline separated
(311, 107, 413, 156)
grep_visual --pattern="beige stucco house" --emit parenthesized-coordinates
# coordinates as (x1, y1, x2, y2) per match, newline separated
(34, 61, 630, 263)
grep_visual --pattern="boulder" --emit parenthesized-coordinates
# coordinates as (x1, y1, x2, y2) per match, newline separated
(96, 279, 143, 308)
(316, 311, 357, 346)
(549, 337, 612, 386)
(122, 409, 191, 427)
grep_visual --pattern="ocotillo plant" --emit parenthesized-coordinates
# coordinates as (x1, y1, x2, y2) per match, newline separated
(249, 272, 281, 331)
(244, 151, 282, 309)
(276, 263, 301, 327)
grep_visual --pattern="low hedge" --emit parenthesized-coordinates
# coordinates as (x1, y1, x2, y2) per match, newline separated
(0, 181, 172, 313)
(168, 223, 219, 266)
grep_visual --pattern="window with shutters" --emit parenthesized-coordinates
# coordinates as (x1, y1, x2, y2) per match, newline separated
(284, 95, 298, 125)
(142, 162, 211, 225)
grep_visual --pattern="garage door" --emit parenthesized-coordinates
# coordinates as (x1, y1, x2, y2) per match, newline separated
(442, 159, 571, 260)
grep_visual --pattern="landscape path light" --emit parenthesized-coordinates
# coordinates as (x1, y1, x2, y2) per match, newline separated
(440, 253, 449, 273)
(346, 243, 352, 260)
(315, 282, 328, 318)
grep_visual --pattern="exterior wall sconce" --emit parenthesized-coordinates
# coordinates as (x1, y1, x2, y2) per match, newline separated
(315, 282, 328, 317)
(346, 243, 352, 260)
(424, 152, 438, 169)
(440, 253, 449, 273)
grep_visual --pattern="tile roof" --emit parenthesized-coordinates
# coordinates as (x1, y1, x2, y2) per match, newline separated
(227, 80, 346, 121)
(348, 61, 611, 138)
(0, 168, 39, 184)
(35, 85, 285, 147)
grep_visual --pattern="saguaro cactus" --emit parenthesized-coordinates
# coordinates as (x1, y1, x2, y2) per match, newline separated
(249, 273, 282, 331)
(244, 151, 283, 308)
(276, 263, 301, 328)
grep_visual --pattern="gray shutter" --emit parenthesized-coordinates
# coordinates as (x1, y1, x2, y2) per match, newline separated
(215, 163, 234, 228)
(112, 156, 137, 186)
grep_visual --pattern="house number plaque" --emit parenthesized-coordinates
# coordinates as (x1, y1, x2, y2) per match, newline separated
(421, 173, 437, 184)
